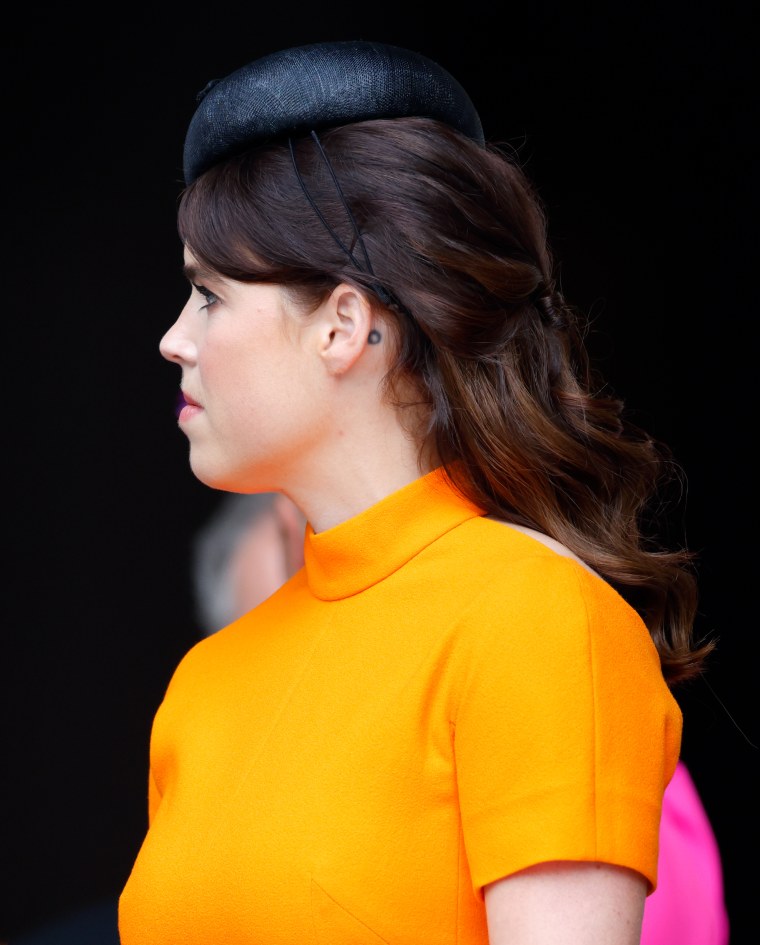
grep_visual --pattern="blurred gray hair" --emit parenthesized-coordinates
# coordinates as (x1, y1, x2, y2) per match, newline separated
(191, 492, 278, 634)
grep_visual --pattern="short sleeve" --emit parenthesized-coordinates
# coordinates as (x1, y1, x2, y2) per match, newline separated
(453, 555, 682, 893)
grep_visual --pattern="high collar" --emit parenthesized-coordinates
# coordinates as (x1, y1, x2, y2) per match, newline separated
(303, 467, 485, 601)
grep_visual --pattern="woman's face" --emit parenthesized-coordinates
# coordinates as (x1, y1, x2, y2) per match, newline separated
(159, 248, 327, 492)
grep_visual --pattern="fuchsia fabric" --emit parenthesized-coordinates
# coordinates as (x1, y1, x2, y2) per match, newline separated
(642, 761, 730, 945)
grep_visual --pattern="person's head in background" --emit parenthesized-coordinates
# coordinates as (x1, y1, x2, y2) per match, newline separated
(191, 491, 306, 635)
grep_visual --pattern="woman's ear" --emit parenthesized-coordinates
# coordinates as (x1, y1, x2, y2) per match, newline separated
(316, 283, 379, 375)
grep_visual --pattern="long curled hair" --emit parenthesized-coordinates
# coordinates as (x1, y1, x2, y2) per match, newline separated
(177, 117, 712, 685)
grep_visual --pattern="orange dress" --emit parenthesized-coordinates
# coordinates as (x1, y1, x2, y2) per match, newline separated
(119, 468, 681, 945)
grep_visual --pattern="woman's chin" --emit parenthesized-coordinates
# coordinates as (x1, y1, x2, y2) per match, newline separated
(188, 456, 227, 491)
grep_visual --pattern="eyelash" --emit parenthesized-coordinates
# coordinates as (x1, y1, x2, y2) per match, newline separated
(193, 282, 220, 309)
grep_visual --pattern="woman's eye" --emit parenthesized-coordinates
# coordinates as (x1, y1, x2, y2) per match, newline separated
(192, 282, 220, 309)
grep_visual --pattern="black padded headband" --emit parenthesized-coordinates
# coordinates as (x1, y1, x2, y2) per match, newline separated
(183, 40, 485, 185)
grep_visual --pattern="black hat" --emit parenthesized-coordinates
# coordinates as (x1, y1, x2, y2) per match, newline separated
(183, 40, 485, 185)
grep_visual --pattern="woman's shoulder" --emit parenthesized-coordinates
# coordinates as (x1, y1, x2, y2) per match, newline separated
(447, 518, 671, 723)
(483, 517, 601, 580)
(451, 514, 605, 593)
(447, 515, 647, 646)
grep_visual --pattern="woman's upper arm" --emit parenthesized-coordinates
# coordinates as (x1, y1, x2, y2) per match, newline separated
(484, 861, 647, 945)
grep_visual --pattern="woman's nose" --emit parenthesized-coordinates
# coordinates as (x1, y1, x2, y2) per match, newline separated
(159, 310, 196, 365)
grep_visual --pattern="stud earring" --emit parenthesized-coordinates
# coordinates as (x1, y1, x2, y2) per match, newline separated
(368, 329, 382, 344)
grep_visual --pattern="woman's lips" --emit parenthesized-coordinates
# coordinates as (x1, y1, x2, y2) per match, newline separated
(176, 390, 203, 423)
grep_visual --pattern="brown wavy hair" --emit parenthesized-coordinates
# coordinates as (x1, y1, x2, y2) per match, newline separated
(177, 117, 713, 685)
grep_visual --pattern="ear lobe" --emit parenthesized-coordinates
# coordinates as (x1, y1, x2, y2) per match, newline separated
(319, 284, 375, 375)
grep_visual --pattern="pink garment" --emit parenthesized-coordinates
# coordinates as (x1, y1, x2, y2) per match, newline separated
(641, 761, 730, 945)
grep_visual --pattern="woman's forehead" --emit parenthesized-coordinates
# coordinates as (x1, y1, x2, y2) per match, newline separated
(181, 248, 222, 286)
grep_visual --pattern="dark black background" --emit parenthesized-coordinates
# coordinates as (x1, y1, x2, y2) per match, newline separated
(3, 6, 757, 943)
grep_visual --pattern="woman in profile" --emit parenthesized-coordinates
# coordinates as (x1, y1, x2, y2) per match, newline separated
(119, 40, 714, 944)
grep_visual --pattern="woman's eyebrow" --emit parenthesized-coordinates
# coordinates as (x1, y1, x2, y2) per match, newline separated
(182, 262, 216, 284)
